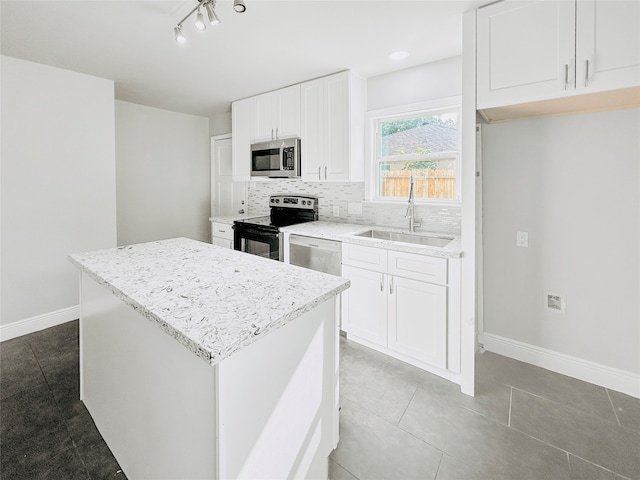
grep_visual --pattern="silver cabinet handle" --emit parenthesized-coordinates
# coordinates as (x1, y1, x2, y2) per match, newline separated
(318, 166, 321, 180)
(275, 127, 279, 140)
(238, 209, 245, 214)
(324, 166, 327, 180)
(389, 276, 394, 294)
(564, 64, 569, 90)
(271, 128, 274, 140)
(585, 59, 590, 87)
(380, 275, 384, 292)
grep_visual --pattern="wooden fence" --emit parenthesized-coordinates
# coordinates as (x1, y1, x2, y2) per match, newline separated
(381, 170, 456, 199)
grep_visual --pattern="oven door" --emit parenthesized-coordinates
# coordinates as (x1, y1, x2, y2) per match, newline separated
(233, 225, 281, 261)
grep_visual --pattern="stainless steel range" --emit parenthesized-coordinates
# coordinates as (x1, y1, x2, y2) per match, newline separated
(232, 195, 318, 261)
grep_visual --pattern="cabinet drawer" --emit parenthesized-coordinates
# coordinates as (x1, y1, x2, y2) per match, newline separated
(212, 222, 234, 241)
(387, 250, 447, 285)
(342, 243, 387, 273)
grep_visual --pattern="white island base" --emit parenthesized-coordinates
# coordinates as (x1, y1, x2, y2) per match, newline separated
(80, 272, 339, 480)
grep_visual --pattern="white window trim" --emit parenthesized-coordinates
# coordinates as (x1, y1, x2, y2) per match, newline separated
(364, 95, 462, 204)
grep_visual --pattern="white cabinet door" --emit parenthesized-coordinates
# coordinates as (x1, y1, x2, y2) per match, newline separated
(341, 265, 387, 347)
(300, 78, 324, 180)
(274, 84, 301, 140)
(253, 85, 301, 142)
(231, 97, 253, 181)
(477, 0, 576, 108)
(576, 0, 640, 92)
(324, 73, 350, 181)
(300, 71, 364, 182)
(211, 137, 246, 218)
(388, 276, 447, 369)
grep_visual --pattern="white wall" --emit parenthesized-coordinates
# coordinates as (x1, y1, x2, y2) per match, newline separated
(210, 111, 231, 136)
(482, 108, 640, 376)
(115, 101, 210, 245)
(367, 56, 462, 111)
(1, 55, 116, 327)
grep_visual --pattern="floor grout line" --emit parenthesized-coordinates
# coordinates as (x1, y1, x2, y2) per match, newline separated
(605, 388, 622, 427)
(507, 386, 513, 427)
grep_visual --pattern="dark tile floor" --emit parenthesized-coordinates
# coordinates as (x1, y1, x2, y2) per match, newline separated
(2, 321, 639, 480)
(1, 321, 125, 479)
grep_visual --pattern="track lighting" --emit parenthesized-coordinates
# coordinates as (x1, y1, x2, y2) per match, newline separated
(205, 1, 220, 25)
(174, 25, 186, 44)
(173, 0, 245, 44)
(194, 8, 206, 31)
(233, 0, 246, 13)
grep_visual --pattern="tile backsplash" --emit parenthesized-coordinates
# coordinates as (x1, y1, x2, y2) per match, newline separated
(246, 179, 461, 235)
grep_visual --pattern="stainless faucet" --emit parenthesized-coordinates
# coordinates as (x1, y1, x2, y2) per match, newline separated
(405, 175, 421, 232)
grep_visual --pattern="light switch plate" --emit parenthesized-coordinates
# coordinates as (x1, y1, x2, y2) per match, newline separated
(516, 231, 528, 247)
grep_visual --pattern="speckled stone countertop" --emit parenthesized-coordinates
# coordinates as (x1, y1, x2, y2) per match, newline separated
(68, 237, 349, 366)
(210, 213, 266, 225)
(281, 221, 462, 259)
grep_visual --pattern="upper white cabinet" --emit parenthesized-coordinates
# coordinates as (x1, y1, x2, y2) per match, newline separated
(477, 0, 640, 114)
(231, 96, 252, 181)
(253, 85, 300, 142)
(300, 71, 365, 182)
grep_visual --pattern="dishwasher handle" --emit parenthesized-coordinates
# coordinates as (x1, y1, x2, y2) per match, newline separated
(289, 234, 341, 252)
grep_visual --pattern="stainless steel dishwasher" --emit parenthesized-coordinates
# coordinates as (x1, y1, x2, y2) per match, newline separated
(289, 234, 341, 276)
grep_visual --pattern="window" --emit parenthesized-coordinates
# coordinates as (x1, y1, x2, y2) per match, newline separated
(372, 105, 460, 202)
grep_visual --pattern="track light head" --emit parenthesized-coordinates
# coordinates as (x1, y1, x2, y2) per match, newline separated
(205, 1, 221, 25)
(174, 25, 186, 44)
(194, 8, 206, 30)
(233, 0, 246, 13)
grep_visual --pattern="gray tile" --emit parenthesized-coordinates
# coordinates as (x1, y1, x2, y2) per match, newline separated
(331, 397, 442, 480)
(436, 454, 491, 480)
(608, 389, 640, 432)
(329, 460, 358, 480)
(477, 351, 618, 423)
(399, 387, 570, 480)
(569, 455, 629, 480)
(510, 388, 640, 479)
(0, 338, 47, 400)
(23, 447, 89, 480)
(384, 355, 511, 425)
(340, 344, 417, 425)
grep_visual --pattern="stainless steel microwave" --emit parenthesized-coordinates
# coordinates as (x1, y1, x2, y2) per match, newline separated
(251, 138, 301, 178)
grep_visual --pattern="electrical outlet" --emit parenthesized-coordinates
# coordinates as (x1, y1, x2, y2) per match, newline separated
(333, 206, 340, 217)
(545, 293, 566, 313)
(516, 231, 528, 247)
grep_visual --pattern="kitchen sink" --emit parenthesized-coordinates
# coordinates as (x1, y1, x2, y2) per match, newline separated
(354, 230, 454, 247)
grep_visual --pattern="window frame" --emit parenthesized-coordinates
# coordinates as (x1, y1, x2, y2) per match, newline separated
(365, 96, 462, 205)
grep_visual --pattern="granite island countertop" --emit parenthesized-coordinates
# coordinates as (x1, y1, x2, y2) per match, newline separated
(68, 237, 349, 366)
(281, 221, 462, 259)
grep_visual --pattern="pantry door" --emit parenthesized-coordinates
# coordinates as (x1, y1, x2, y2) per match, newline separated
(211, 135, 246, 217)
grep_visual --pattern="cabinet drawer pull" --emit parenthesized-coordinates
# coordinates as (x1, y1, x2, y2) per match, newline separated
(324, 166, 327, 180)
(318, 167, 321, 180)
(564, 64, 569, 90)
(275, 127, 279, 139)
(380, 275, 384, 292)
(389, 277, 394, 294)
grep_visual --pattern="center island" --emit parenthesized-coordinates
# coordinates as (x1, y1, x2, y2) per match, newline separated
(68, 237, 350, 480)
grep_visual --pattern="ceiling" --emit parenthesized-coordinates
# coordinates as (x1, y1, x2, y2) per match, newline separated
(1, 1, 489, 118)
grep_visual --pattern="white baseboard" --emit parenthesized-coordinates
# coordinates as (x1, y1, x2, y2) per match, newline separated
(482, 333, 640, 399)
(0, 306, 79, 342)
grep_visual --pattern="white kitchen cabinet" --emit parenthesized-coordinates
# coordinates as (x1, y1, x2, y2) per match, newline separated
(341, 265, 388, 347)
(388, 275, 447, 369)
(211, 222, 233, 249)
(341, 243, 448, 372)
(231, 97, 253, 181)
(477, 0, 640, 111)
(253, 84, 300, 142)
(301, 71, 365, 182)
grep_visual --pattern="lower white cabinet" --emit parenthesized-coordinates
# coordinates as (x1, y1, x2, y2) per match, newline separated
(341, 243, 448, 371)
(211, 222, 233, 249)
